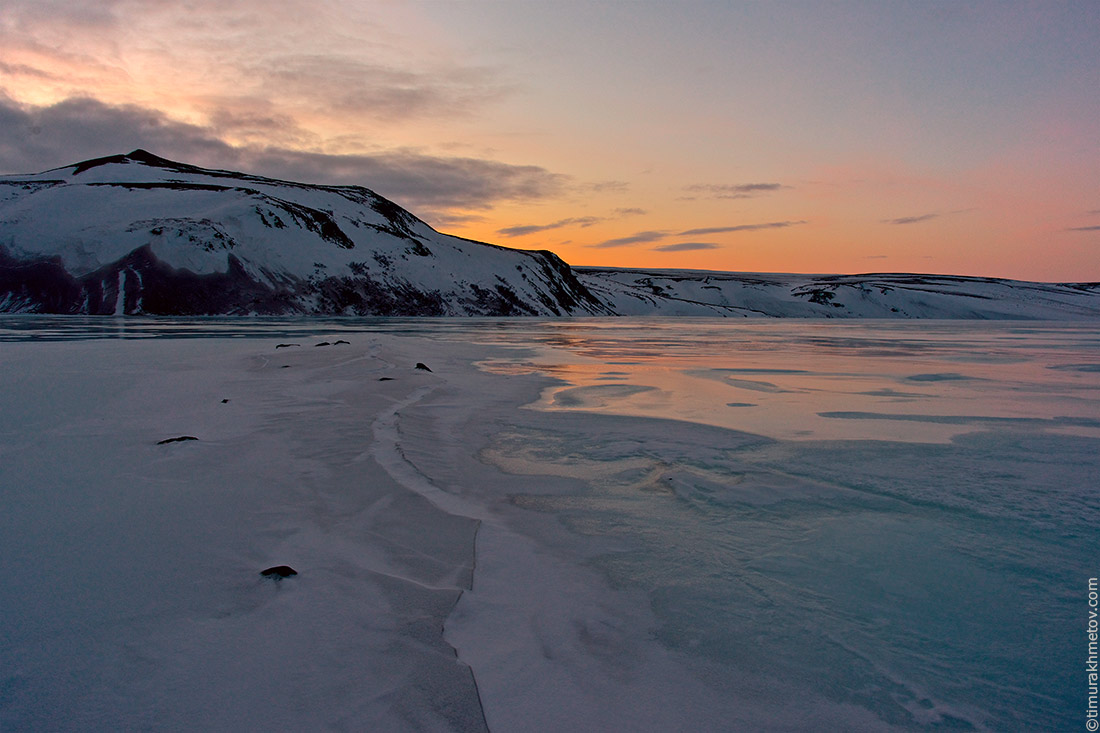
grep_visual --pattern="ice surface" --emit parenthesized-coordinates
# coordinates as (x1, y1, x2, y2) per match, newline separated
(1, 317, 1097, 731)
(0, 333, 487, 731)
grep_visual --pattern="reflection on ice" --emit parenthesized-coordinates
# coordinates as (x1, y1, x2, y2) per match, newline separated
(490, 320, 1100, 443)
(473, 320, 1099, 731)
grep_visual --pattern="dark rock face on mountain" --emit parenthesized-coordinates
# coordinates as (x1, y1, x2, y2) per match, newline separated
(0, 150, 610, 316)
(2, 151, 1098, 319)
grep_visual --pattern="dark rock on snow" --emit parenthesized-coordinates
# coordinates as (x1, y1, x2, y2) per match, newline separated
(260, 565, 298, 579)
(157, 436, 198, 444)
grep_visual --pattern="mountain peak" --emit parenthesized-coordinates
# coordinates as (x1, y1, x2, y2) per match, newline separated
(125, 149, 170, 165)
(70, 149, 187, 175)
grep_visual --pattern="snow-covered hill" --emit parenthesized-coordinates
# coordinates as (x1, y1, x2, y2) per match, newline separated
(2, 151, 1098, 318)
(576, 268, 1100, 319)
(0, 150, 609, 315)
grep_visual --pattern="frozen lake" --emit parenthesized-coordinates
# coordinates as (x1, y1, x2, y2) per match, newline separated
(2, 317, 1097, 731)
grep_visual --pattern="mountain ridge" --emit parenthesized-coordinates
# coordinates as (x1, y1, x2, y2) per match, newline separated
(2, 151, 1098, 319)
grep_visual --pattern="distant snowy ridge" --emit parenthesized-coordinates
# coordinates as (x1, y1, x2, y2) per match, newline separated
(0, 150, 608, 316)
(2, 151, 1098, 318)
(577, 268, 1100, 319)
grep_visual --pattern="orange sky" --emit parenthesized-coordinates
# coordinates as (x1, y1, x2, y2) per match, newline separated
(1, 1, 1098, 281)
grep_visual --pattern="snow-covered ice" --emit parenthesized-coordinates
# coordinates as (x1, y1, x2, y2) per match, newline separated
(1, 317, 1097, 731)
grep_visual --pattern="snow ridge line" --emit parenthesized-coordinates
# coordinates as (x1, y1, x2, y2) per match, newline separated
(368, 382, 490, 728)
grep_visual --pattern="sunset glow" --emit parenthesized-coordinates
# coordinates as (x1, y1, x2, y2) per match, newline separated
(2, 0, 1097, 280)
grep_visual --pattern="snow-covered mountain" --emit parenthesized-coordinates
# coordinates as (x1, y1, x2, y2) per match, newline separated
(0, 150, 609, 315)
(577, 268, 1100, 319)
(2, 150, 1098, 318)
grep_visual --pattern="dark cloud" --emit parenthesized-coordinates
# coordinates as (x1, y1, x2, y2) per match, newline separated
(1067, 225, 1100, 232)
(497, 217, 603, 237)
(590, 230, 669, 248)
(0, 96, 566, 211)
(679, 221, 807, 236)
(615, 207, 646, 216)
(882, 213, 939, 225)
(0, 96, 236, 175)
(684, 182, 786, 199)
(653, 242, 721, 252)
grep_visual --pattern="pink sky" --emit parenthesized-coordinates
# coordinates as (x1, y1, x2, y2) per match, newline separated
(1, 1, 1097, 281)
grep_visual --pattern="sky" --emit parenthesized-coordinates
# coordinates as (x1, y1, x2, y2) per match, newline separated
(1, 0, 1098, 281)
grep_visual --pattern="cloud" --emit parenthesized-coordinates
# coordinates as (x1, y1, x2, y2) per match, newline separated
(497, 207, 646, 238)
(0, 96, 566, 211)
(653, 242, 722, 252)
(882, 213, 939, 225)
(497, 217, 604, 238)
(1067, 225, 1100, 232)
(583, 180, 630, 193)
(684, 182, 786, 199)
(679, 221, 807, 236)
(0, 2, 514, 132)
(253, 54, 509, 122)
(881, 208, 975, 226)
(590, 230, 670, 248)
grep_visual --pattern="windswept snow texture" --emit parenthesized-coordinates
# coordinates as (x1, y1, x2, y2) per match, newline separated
(2, 151, 1099, 318)
(576, 267, 1100, 319)
(0, 150, 607, 316)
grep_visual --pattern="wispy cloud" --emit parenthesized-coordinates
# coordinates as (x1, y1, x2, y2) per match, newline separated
(254, 54, 509, 123)
(683, 182, 787, 199)
(0, 96, 566, 211)
(1067, 225, 1100, 232)
(882, 213, 939, 225)
(423, 212, 488, 228)
(584, 180, 630, 193)
(498, 207, 646, 237)
(881, 208, 975, 226)
(653, 242, 721, 252)
(0, 2, 513, 128)
(497, 216, 603, 237)
(590, 230, 669, 248)
(679, 221, 807, 236)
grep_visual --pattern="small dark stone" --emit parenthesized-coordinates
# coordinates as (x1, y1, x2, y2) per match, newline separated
(260, 565, 297, 579)
(275, 343, 300, 349)
(315, 341, 331, 347)
(221, 399, 230, 403)
(378, 377, 395, 381)
(415, 362, 432, 372)
(334, 340, 350, 345)
(157, 436, 198, 445)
